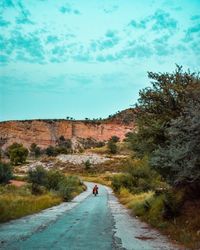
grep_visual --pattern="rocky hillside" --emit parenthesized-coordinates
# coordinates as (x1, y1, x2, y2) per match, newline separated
(0, 109, 136, 150)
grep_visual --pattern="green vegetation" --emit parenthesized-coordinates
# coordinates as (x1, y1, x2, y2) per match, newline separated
(107, 136, 119, 154)
(126, 66, 200, 189)
(45, 137, 72, 156)
(58, 176, 84, 201)
(30, 143, 41, 158)
(46, 145, 56, 156)
(117, 66, 200, 249)
(0, 162, 13, 184)
(7, 143, 28, 165)
(0, 163, 84, 222)
(112, 157, 166, 194)
(28, 166, 84, 200)
(84, 160, 92, 171)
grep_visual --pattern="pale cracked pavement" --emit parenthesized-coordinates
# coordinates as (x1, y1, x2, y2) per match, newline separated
(0, 183, 182, 250)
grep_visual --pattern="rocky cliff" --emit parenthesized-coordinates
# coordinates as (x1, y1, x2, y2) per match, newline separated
(0, 109, 136, 150)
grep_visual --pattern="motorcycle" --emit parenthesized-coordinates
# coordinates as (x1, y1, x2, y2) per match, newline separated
(93, 188, 98, 196)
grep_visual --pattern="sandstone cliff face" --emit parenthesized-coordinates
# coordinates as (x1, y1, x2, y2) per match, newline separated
(0, 119, 135, 150)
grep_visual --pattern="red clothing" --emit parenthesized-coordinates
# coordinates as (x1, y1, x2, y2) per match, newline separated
(93, 185, 98, 194)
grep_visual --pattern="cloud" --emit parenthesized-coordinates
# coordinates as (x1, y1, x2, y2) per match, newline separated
(0, 17, 10, 27)
(184, 23, 200, 42)
(190, 15, 200, 21)
(123, 44, 153, 59)
(90, 30, 120, 51)
(15, 1, 34, 24)
(96, 54, 118, 62)
(59, 4, 80, 15)
(128, 9, 177, 34)
(0, 0, 15, 9)
(46, 35, 59, 43)
(1, 30, 45, 63)
(128, 19, 148, 29)
(0, 55, 9, 64)
(103, 5, 118, 14)
(153, 34, 172, 56)
(151, 10, 177, 32)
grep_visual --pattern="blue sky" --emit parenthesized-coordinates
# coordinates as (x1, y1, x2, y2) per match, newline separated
(0, 0, 199, 121)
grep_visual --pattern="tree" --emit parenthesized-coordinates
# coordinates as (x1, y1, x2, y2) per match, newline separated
(0, 162, 13, 184)
(58, 176, 81, 201)
(110, 136, 120, 143)
(46, 146, 56, 156)
(151, 96, 200, 189)
(7, 143, 28, 165)
(30, 143, 41, 158)
(127, 66, 200, 157)
(28, 165, 48, 186)
(84, 160, 91, 171)
(46, 170, 64, 190)
(107, 139, 117, 154)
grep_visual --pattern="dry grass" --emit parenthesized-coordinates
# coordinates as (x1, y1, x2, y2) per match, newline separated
(118, 187, 154, 209)
(0, 185, 62, 223)
(88, 146, 108, 154)
(116, 188, 200, 249)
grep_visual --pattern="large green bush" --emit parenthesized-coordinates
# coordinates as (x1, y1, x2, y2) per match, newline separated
(28, 165, 48, 189)
(28, 166, 83, 199)
(7, 143, 28, 165)
(112, 157, 164, 194)
(107, 140, 117, 154)
(0, 162, 13, 184)
(58, 176, 82, 201)
(46, 170, 64, 190)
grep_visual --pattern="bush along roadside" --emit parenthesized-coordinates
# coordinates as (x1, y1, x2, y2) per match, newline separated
(28, 166, 85, 201)
(116, 67, 200, 249)
(114, 185, 200, 249)
(0, 166, 85, 223)
(111, 156, 200, 249)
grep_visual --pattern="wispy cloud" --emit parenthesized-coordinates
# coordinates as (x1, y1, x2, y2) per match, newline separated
(103, 5, 118, 14)
(128, 9, 178, 34)
(59, 4, 80, 15)
(15, 1, 34, 24)
(0, 16, 10, 27)
(0, 0, 15, 9)
(90, 30, 120, 51)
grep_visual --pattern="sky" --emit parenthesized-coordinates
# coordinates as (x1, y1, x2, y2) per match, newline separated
(0, 0, 199, 121)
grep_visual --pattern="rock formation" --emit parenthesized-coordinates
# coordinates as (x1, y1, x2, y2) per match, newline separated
(0, 109, 136, 150)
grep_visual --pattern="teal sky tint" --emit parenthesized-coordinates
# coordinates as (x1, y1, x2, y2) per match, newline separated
(0, 0, 200, 121)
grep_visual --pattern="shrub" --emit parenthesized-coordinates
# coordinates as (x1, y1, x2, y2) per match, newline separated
(110, 136, 120, 143)
(107, 140, 117, 154)
(112, 174, 132, 193)
(7, 143, 28, 165)
(57, 136, 72, 153)
(46, 146, 56, 156)
(0, 162, 13, 184)
(112, 157, 165, 194)
(162, 190, 184, 219)
(46, 170, 64, 191)
(58, 176, 82, 201)
(30, 143, 41, 158)
(84, 160, 92, 171)
(28, 166, 48, 194)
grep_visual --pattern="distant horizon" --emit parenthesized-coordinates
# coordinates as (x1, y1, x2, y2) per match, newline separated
(1, 0, 199, 121)
(0, 107, 133, 122)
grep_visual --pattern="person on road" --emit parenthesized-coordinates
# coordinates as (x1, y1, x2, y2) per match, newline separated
(93, 184, 99, 196)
